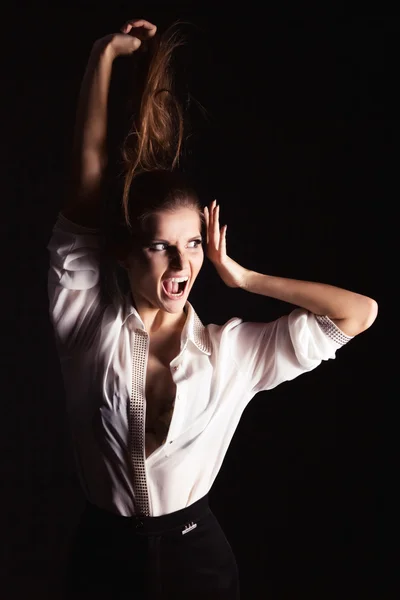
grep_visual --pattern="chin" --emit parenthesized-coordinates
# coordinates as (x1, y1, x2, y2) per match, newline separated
(160, 297, 187, 313)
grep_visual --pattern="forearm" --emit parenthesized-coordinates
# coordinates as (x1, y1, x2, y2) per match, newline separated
(64, 40, 116, 222)
(242, 270, 378, 336)
(73, 40, 115, 163)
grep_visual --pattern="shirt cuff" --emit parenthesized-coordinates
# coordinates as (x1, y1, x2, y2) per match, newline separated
(315, 315, 353, 346)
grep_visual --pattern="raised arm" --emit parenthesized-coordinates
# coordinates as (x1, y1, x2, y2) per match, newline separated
(62, 19, 157, 227)
(204, 201, 378, 337)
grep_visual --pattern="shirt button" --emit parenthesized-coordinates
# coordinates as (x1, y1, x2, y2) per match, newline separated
(172, 365, 181, 372)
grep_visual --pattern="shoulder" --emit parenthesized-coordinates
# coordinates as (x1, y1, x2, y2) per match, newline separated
(206, 317, 243, 338)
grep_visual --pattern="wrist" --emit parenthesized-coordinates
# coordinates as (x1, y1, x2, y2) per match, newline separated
(91, 36, 118, 62)
(238, 267, 254, 290)
(241, 270, 271, 293)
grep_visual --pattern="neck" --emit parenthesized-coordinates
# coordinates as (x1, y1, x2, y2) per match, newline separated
(132, 295, 187, 335)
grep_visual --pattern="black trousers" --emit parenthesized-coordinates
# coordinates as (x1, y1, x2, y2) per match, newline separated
(64, 494, 240, 599)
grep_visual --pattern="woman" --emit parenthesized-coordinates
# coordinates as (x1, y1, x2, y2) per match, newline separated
(47, 18, 378, 600)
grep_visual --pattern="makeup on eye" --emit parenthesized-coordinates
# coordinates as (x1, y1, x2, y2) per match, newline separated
(148, 238, 203, 252)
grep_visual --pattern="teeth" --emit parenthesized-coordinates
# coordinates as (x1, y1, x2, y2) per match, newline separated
(165, 277, 189, 283)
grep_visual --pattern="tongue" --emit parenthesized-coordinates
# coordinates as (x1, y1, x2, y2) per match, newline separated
(165, 281, 179, 294)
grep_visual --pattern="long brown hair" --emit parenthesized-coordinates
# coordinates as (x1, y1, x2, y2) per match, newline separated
(101, 21, 203, 304)
(120, 21, 198, 227)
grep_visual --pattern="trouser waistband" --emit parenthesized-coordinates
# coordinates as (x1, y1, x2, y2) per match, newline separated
(83, 494, 210, 535)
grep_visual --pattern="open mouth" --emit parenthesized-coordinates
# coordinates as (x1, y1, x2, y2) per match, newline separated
(162, 277, 189, 300)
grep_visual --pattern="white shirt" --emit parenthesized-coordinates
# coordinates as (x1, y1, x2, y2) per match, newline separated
(47, 214, 352, 517)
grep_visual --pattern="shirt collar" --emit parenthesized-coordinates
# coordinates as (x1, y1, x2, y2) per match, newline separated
(121, 293, 211, 356)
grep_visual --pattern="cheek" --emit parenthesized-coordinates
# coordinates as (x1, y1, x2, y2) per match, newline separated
(192, 252, 204, 276)
(129, 254, 165, 287)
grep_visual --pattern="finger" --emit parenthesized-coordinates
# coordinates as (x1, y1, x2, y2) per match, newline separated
(212, 204, 220, 250)
(121, 20, 142, 33)
(207, 202, 215, 241)
(123, 19, 147, 28)
(220, 224, 227, 257)
(122, 20, 157, 35)
(131, 19, 156, 29)
(204, 206, 209, 244)
(209, 201, 218, 247)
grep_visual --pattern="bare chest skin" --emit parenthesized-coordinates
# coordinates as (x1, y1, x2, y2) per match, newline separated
(144, 331, 181, 458)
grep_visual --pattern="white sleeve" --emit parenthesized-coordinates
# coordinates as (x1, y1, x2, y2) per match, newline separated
(46, 213, 105, 351)
(227, 308, 353, 394)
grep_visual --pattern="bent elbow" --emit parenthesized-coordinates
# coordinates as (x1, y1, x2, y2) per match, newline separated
(331, 297, 378, 337)
(355, 297, 378, 334)
(363, 297, 378, 330)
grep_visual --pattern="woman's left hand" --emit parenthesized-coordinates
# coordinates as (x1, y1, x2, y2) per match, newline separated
(204, 200, 249, 289)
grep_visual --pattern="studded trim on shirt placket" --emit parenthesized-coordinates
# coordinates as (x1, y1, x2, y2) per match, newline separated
(192, 311, 212, 354)
(129, 329, 151, 516)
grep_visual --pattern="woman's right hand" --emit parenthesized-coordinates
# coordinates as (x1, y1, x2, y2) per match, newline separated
(93, 19, 157, 59)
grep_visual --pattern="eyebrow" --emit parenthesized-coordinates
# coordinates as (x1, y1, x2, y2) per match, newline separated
(150, 235, 202, 244)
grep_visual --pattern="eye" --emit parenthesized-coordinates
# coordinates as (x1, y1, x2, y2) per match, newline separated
(149, 243, 168, 252)
(188, 239, 202, 249)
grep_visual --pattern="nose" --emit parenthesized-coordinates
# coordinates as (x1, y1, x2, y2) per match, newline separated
(168, 247, 187, 270)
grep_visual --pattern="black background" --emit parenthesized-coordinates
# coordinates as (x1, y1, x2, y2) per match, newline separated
(1, 3, 396, 599)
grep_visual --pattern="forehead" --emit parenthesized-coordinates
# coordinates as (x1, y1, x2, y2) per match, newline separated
(148, 208, 202, 237)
